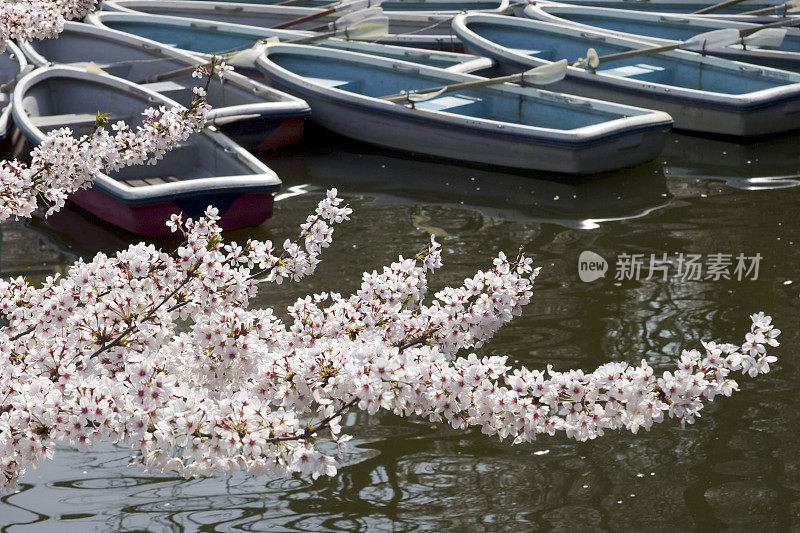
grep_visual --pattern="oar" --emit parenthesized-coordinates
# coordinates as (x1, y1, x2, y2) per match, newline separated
(285, 13, 390, 43)
(139, 14, 389, 83)
(273, 0, 382, 29)
(307, 5, 382, 31)
(693, 0, 752, 15)
(572, 28, 741, 69)
(379, 60, 568, 104)
(739, 0, 800, 15)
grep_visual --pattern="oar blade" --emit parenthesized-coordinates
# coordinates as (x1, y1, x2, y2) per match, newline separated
(338, 15, 389, 39)
(681, 28, 740, 52)
(333, 0, 383, 13)
(227, 42, 270, 67)
(523, 59, 568, 85)
(743, 28, 787, 47)
(330, 6, 383, 29)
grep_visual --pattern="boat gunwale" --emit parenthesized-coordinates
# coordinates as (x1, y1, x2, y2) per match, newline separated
(101, 0, 507, 23)
(0, 42, 27, 139)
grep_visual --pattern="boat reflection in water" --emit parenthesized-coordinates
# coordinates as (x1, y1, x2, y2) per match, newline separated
(265, 127, 675, 231)
(662, 130, 800, 192)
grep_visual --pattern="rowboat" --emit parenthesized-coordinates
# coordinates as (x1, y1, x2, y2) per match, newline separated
(17, 21, 310, 151)
(452, 13, 800, 136)
(523, 3, 800, 72)
(101, 0, 463, 50)
(84, 12, 495, 74)
(255, 44, 673, 174)
(12, 66, 282, 236)
(0, 42, 28, 149)
(146, 0, 511, 15)
(517, 0, 785, 15)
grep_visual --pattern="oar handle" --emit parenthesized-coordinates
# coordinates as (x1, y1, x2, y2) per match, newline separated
(380, 72, 523, 103)
(739, 2, 789, 16)
(739, 16, 800, 35)
(274, 6, 335, 29)
(593, 43, 679, 65)
(692, 0, 749, 15)
(142, 63, 200, 83)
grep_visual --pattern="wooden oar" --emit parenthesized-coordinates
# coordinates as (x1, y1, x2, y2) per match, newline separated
(273, 0, 382, 29)
(573, 28, 741, 69)
(739, 0, 800, 15)
(693, 0, 752, 15)
(288, 12, 389, 42)
(379, 60, 568, 103)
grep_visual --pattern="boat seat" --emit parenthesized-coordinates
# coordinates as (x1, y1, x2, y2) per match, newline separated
(123, 175, 182, 187)
(598, 63, 670, 83)
(414, 95, 482, 113)
(513, 48, 554, 60)
(306, 76, 358, 91)
(140, 80, 188, 93)
(31, 113, 133, 130)
(30, 113, 122, 129)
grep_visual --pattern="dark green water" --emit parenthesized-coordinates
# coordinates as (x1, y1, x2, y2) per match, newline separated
(1, 127, 799, 531)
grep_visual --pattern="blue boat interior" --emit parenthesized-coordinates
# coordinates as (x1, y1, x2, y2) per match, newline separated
(102, 22, 258, 55)
(187, 0, 502, 9)
(541, 2, 777, 14)
(21, 77, 257, 184)
(269, 52, 645, 129)
(27, 30, 288, 108)
(102, 21, 466, 68)
(468, 22, 796, 93)
(549, 14, 800, 53)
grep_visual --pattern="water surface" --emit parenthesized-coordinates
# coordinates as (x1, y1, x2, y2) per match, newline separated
(1, 127, 799, 531)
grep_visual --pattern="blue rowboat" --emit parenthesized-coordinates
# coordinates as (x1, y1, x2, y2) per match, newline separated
(12, 66, 282, 236)
(101, 0, 464, 50)
(523, 3, 800, 72)
(18, 21, 311, 151)
(452, 13, 800, 136)
(84, 12, 495, 74)
(144, 0, 511, 15)
(512, 0, 786, 15)
(0, 42, 27, 149)
(255, 44, 673, 174)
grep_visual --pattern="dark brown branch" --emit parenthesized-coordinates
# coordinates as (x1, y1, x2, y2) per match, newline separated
(264, 398, 358, 443)
(88, 273, 194, 360)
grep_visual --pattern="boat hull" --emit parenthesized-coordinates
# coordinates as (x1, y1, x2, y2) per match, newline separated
(279, 90, 667, 173)
(464, 44, 800, 136)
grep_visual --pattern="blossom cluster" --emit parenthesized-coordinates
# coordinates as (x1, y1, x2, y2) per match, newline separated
(0, 0, 97, 49)
(0, 190, 780, 489)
